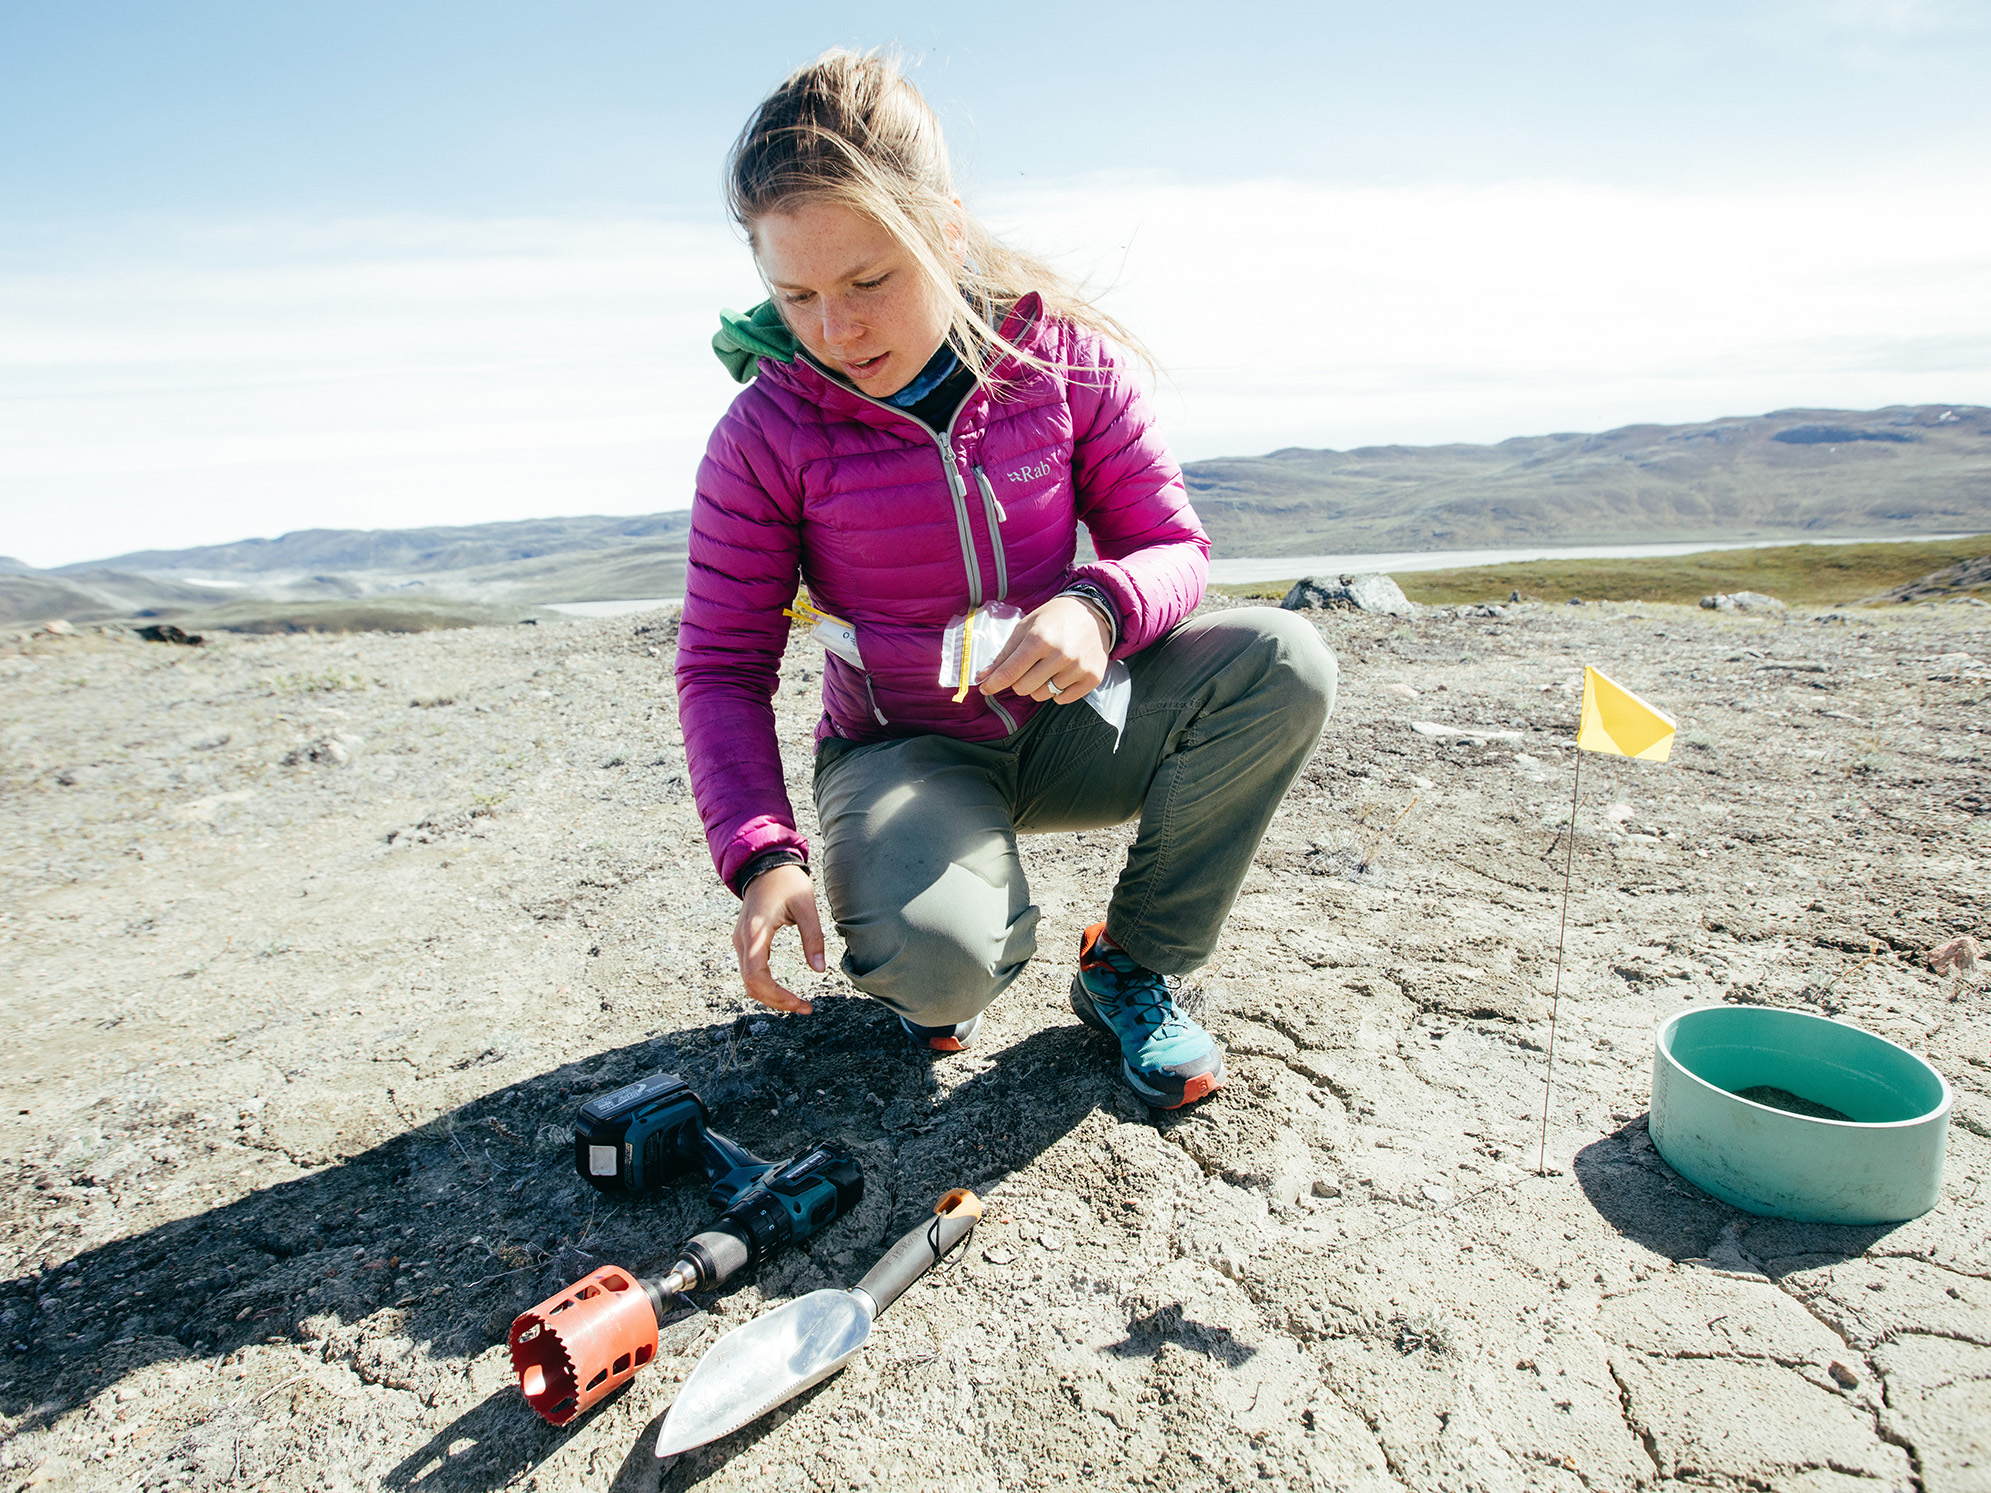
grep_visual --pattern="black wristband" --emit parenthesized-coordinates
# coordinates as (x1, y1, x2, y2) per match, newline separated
(733, 849, 807, 898)
(1057, 582, 1121, 651)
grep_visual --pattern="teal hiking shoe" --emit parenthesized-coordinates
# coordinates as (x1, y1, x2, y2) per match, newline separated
(1069, 923, 1226, 1109)
(899, 1013, 981, 1052)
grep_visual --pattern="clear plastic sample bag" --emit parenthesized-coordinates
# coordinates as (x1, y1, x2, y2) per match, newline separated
(784, 591, 864, 670)
(938, 603, 1021, 702)
(940, 601, 1133, 750)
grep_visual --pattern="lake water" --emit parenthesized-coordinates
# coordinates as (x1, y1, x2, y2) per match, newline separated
(539, 533, 1972, 616)
(541, 597, 678, 617)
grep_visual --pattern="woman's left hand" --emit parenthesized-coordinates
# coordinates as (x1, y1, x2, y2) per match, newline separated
(978, 596, 1111, 704)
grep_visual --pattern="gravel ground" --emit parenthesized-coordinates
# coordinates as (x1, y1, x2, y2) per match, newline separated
(1, 596, 1986, 1493)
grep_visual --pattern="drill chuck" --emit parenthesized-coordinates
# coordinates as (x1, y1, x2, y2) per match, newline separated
(650, 1144, 864, 1293)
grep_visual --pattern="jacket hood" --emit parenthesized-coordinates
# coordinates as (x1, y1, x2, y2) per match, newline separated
(713, 300, 799, 384)
(711, 293, 1046, 388)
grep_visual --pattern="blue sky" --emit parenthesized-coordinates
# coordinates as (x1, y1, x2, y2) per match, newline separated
(4, 1, 1989, 566)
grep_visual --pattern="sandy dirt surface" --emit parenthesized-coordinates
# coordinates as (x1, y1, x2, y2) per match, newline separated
(2, 597, 1987, 1493)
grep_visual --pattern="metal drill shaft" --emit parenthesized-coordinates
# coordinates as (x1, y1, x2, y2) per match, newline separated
(657, 1262, 696, 1296)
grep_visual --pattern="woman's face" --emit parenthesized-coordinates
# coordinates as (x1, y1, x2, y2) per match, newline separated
(754, 200, 953, 398)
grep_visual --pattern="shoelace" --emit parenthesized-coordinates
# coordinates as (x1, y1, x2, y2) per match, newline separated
(1092, 951, 1189, 1042)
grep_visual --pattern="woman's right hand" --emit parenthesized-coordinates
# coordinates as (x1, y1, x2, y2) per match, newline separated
(732, 863, 825, 1014)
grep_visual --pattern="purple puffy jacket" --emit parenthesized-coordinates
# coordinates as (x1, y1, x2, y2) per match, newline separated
(676, 294, 1210, 891)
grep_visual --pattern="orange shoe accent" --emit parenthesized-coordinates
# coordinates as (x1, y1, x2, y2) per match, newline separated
(927, 1036, 965, 1052)
(1166, 1072, 1223, 1109)
(1078, 920, 1112, 968)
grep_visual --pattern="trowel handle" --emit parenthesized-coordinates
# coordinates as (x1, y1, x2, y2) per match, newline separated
(853, 1189, 983, 1319)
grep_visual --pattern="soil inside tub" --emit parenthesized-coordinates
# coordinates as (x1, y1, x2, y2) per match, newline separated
(1733, 1084, 1856, 1122)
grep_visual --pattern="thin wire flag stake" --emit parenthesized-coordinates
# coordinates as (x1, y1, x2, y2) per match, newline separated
(1538, 666, 1678, 1179)
(1538, 749, 1582, 1176)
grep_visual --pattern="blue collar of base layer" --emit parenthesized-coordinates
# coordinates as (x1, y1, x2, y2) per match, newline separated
(880, 343, 961, 407)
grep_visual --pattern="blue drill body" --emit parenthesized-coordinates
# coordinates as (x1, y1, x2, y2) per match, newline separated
(571, 1072, 862, 1283)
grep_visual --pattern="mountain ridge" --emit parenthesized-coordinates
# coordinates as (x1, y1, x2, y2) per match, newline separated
(1183, 403, 1990, 555)
(55, 511, 696, 579)
(7, 403, 1987, 626)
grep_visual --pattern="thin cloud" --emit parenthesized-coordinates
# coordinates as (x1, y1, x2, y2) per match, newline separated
(2, 217, 752, 564)
(985, 174, 1991, 455)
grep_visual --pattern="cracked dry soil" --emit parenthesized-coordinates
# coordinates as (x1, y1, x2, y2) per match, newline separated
(1, 596, 1987, 1493)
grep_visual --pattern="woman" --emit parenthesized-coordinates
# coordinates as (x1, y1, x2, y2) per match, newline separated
(678, 51, 1335, 1108)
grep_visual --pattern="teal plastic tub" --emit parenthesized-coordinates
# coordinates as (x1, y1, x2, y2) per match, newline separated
(1650, 1006, 1951, 1224)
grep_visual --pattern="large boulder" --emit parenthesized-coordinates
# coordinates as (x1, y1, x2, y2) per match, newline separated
(1281, 573, 1417, 618)
(1880, 552, 1991, 603)
(1700, 591, 1787, 613)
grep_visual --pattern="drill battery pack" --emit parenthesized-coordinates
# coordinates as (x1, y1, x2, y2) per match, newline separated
(572, 1072, 710, 1194)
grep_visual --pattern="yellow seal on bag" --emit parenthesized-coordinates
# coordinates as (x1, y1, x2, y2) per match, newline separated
(783, 591, 864, 669)
(938, 603, 1022, 702)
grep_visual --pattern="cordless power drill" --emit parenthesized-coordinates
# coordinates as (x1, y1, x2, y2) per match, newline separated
(510, 1073, 864, 1426)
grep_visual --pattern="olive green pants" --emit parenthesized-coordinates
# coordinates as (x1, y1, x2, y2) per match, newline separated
(813, 607, 1336, 1027)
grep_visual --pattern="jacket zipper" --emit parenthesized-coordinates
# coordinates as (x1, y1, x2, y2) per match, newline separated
(863, 674, 889, 725)
(972, 466, 1009, 600)
(801, 355, 991, 611)
(932, 386, 986, 610)
(939, 452, 982, 610)
(798, 350, 1023, 726)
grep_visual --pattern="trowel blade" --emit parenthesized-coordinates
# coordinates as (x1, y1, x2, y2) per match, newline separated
(653, 1289, 872, 1459)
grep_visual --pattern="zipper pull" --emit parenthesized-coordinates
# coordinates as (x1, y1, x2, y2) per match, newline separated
(973, 465, 1007, 521)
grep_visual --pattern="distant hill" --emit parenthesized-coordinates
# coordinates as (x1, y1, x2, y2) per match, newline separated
(1186, 404, 1991, 555)
(0, 568, 243, 626)
(66, 512, 694, 578)
(5, 513, 696, 629)
(8, 403, 1986, 628)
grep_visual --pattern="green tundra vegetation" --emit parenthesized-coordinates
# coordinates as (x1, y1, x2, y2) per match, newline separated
(1217, 534, 1991, 608)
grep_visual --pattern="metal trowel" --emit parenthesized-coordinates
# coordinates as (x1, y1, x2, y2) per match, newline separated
(654, 1188, 982, 1459)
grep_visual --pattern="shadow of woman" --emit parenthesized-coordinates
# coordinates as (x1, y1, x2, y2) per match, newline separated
(1, 1009, 1115, 1489)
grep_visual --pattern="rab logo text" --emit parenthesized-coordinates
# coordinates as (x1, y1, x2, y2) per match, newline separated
(1006, 460, 1057, 484)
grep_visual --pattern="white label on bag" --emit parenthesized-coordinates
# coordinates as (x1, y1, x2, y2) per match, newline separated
(588, 1144, 618, 1177)
(811, 616, 864, 669)
(785, 594, 866, 669)
(1085, 660, 1133, 750)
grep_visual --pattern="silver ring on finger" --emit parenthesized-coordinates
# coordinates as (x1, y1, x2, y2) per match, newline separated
(1046, 681, 1063, 699)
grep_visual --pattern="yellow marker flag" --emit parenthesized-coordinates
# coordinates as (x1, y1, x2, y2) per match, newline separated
(1576, 665, 1676, 761)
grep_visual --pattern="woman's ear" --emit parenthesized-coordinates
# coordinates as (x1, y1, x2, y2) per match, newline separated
(943, 197, 968, 266)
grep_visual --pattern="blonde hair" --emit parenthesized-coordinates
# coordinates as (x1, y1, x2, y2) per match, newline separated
(726, 48, 1150, 385)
